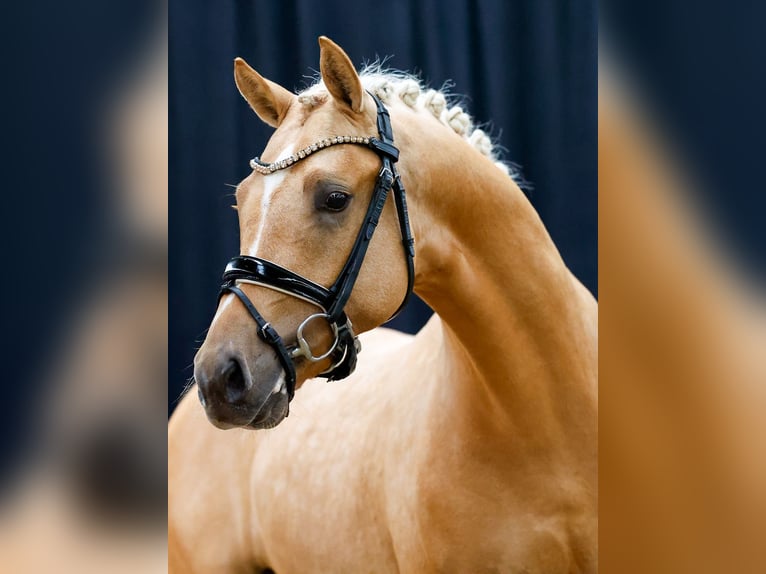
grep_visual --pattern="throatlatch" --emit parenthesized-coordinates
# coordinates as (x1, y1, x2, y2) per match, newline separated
(218, 92, 415, 400)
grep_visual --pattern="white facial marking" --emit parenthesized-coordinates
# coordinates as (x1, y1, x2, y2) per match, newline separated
(271, 374, 285, 395)
(210, 293, 234, 328)
(248, 144, 294, 257)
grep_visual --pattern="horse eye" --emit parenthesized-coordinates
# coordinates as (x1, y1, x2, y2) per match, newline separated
(324, 191, 351, 212)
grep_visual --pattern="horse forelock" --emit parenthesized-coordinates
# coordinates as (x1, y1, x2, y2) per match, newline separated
(297, 64, 528, 187)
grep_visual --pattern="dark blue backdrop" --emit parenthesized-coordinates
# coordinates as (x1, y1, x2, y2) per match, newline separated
(169, 0, 597, 410)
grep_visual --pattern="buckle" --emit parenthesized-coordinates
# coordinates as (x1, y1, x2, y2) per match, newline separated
(259, 322, 280, 344)
(377, 166, 394, 189)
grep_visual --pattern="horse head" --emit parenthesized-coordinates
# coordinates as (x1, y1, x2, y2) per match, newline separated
(193, 38, 413, 430)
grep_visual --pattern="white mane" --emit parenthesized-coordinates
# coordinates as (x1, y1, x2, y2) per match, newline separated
(298, 65, 526, 185)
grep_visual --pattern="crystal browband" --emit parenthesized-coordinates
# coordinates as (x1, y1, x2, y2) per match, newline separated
(249, 135, 377, 175)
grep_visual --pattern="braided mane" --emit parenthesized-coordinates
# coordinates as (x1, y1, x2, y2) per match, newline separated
(298, 64, 525, 185)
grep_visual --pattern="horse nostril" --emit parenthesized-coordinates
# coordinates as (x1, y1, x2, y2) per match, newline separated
(222, 358, 248, 402)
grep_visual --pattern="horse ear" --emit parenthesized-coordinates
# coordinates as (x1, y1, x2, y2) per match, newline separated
(233, 57, 294, 127)
(318, 36, 365, 113)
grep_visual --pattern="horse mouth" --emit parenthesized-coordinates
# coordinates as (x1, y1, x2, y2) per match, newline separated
(199, 386, 289, 430)
(246, 390, 289, 429)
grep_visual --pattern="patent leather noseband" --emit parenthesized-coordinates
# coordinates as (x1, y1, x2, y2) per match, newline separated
(218, 93, 415, 401)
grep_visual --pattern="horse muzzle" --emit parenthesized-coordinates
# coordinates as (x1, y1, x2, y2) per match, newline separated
(193, 349, 289, 430)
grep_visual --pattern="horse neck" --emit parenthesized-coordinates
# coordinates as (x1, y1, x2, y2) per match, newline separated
(399, 113, 597, 455)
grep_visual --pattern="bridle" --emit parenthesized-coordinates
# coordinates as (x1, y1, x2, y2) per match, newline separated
(218, 92, 415, 401)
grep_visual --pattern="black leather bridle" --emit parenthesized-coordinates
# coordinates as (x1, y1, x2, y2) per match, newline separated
(218, 93, 415, 401)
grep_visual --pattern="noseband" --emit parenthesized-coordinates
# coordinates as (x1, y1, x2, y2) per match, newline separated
(218, 93, 415, 402)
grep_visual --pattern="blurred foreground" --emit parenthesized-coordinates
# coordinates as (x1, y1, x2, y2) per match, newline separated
(599, 52, 766, 574)
(0, 3, 167, 572)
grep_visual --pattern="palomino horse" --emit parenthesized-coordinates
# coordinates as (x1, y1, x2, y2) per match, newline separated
(169, 37, 597, 573)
